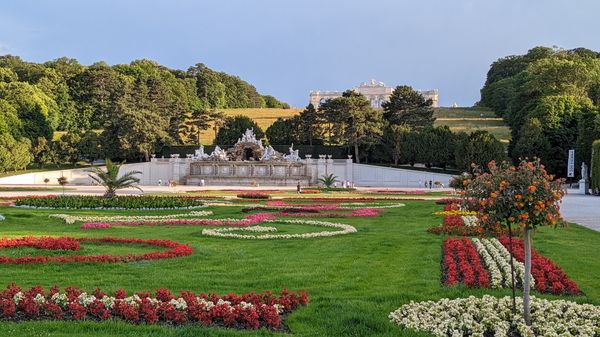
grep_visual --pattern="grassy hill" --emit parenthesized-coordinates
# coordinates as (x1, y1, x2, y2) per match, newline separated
(53, 107, 510, 145)
(433, 107, 510, 143)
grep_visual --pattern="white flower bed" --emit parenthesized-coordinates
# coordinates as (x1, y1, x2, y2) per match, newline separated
(471, 238, 533, 289)
(202, 219, 357, 239)
(50, 211, 214, 224)
(0, 214, 5, 221)
(389, 295, 600, 337)
(461, 215, 479, 227)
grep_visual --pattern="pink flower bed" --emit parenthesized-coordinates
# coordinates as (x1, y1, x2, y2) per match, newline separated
(278, 208, 383, 218)
(0, 284, 308, 330)
(0, 237, 193, 264)
(81, 213, 275, 229)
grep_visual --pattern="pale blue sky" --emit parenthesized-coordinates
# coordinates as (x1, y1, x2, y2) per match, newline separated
(1, 0, 599, 107)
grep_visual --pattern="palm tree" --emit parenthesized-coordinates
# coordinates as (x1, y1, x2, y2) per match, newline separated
(318, 173, 338, 188)
(87, 159, 142, 198)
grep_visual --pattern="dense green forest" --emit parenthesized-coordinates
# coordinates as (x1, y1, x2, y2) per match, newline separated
(0, 55, 288, 171)
(479, 46, 600, 177)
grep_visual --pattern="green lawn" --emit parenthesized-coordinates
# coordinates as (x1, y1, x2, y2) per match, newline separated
(0, 201, 598, 336)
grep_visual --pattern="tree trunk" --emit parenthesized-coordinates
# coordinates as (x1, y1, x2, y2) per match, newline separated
(508, 224, 517, 313)
(354, 142, 360, 163)
(523, 227, 532, 325)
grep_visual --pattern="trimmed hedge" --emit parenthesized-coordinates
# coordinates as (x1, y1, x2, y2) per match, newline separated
(592, 140, 600, 191)
(14, 196, 204, 209)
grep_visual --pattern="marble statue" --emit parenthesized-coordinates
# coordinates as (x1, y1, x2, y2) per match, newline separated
(581, 162, 589, 180)
(260, 145, 277, 161)
(194, 145, 210, 160)
(284, 143, 301, 161)
(236, 128, 264, 149)
(210, 146, 228, 161)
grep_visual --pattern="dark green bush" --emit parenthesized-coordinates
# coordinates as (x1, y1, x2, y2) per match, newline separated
(14, 196, 204, 209)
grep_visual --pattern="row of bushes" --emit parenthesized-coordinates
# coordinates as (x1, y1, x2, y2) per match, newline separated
(14, 196, 205, 209)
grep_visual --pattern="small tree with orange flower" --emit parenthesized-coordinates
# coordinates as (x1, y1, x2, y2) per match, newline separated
(462, 158, 565, 325)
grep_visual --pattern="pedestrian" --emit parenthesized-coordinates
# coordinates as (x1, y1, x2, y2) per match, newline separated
(158, 179, 162, 186)
(429, 180, 432, 189)
(297, 181, 301, 194)
(200, 179, 205, 186)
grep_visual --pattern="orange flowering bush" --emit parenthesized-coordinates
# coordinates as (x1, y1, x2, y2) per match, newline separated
(462, 158, 566, 325)
(462, 159, 565, 230)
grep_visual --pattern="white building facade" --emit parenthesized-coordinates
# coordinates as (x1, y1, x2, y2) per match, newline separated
(309, 79, 439, 109)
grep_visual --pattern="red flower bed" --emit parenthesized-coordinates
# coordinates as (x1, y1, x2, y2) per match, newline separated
(0, 284, 308, 330)
(0, 237, 192, 264)
(443, 216, 464, 227)
(237, 192, 270, 199)
(436, 198, 462, 205)
(0, 237, 80, 251)
(81, 213, 275, 229)
(442, 237, 489, 288)
(498, 236, 580, 295)
(299, 189, 321, 194)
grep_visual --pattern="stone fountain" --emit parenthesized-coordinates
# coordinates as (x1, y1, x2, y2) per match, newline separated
(183, 129, 311, 186)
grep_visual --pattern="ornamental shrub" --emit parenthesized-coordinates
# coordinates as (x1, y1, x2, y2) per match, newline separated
(14, 196, 204, 209)
(462, 159, 565, 325)
(592, 140, 600, 193)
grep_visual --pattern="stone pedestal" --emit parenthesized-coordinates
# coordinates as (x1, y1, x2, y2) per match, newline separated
(579, 179, 590, 195)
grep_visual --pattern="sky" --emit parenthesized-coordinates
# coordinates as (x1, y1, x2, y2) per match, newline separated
(1, 0, 599, 107)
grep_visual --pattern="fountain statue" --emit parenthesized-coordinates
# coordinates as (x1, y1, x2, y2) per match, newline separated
(184, 129, 310, 186)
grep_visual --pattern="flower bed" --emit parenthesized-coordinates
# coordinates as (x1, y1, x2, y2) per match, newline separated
(441, 236, 578, 294)
(0, 237, 81, 251)
(237, 192, 270, 200)
(264, 200, 406, 210)
(471, 237, 528, 289)
(299, 189, 320, 194)
(277, 208, 383, 218)
(442, 237, 489, 287)
(435, 198, 462, 205)
(50, 211, 214, 224)
(0, 237, 192, 264)
(81, 213, 275, 229)
(389, 295, 600, 337)
(0, 284, 308, 330)
(0, 214, 4, 221)
(202, 219, 357, 239)
(278, 197, 422, 203)
(14, 196, 205, 210)
(498, 236, 580, 295)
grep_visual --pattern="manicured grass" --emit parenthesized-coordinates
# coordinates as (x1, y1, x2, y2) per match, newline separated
(0, 200, 598, 336)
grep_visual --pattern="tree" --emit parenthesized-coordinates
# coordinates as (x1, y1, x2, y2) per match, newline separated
(214, 115, 264, 145)
(382, 85, 435, 131)
(463, 159, 565, 325)
(512, 118, 551, 163)
(319, 91, 383, 162)
(57, 176, 68, 195)
(266, 117, 295, 145)
(54, 132, 81, 165)
(384, 124, 411, 165)
(454, 130, 507, 171)
(0, 81, 59, 141)
(78, 131, 102, 163)
(591, 140, 600, 194)
(296, 103, 321, 146)
(87, 159, 142, 198)
(0, 134, 32, 172)
(182, 108, 213, 145)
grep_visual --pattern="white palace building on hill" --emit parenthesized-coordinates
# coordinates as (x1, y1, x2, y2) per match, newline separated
(309, 79, 439, 109)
